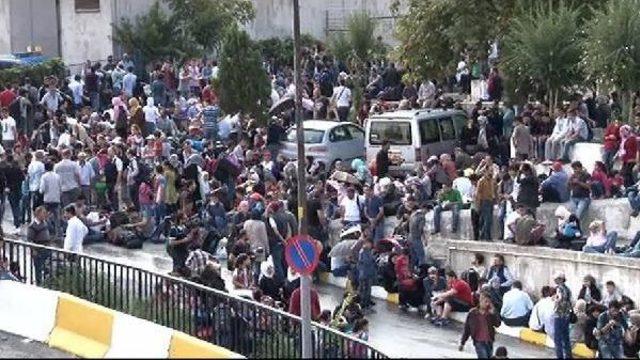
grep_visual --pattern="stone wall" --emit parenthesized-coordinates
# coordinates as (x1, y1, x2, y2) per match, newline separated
(447, 240, 640, 302)
(0, 0, 11, 54)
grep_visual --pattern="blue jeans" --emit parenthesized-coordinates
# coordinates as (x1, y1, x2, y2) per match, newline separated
(32, 248, 51, 285)
(473, 341, 493, 359)
(89, 91, 100, 111)
(44, 203, 60, 240)
(433, 203, 460, 233)
(155, 203, 166, 226)
(561, 138, 582, 161)
(553, 315, 572, 359)
(271, 242, 285, 283)
(603, 149, 617, 172)
(570, 196, 590, 221)
(622, 231, 640, 257)
(7, 190, 22, 228)
(629, 191, 640, 212)
(410, 236, 426, 268)
(371, 221, 384, 245)
(479, 200, 493, 240)
(358, 277, 373, 308)
(583, 232, 618, 253)
(599, 342, 623, 359)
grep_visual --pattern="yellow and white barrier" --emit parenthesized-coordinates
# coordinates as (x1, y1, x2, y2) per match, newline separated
(0, 280, 243, 359)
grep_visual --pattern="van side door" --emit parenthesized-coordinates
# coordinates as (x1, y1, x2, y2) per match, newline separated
(418, 118, 441, 158)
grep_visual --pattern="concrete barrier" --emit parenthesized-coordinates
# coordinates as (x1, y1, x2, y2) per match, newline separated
(48, 294, 115, 358)
(447, 240, 640, 307)
(169, 332, 244, 359)
(105, 313, 173, 358)
(0, 281, 58, 342)
(0, 280, 244, 359)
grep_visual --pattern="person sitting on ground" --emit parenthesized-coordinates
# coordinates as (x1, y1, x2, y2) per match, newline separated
(512, 206, 545, 246)
(569, 161, 592, 222)
(585, 304, 607, 350)
(529, 286, 556, 337)
(560, 108, 589, 163)
(0, 257, 18, 281)
(570, 299, 590, 346)
(553, 205, 582, 249)
(432, 183, 462, 235)
(595, 300, 629, 359)
(394, 247, 422, 311)
(590, 161, 612, 199)
(602, 281, 623, 308)
(500, 281, 534, 327)
(431, 270, 475, 327)
(470, 253, 487, 279)
(423, 266, 447, 319)
(583, 220, 618, 254)
(540, 161, 569, 203)
(578, 274, 602, 306)
(485, 254, 515, 297)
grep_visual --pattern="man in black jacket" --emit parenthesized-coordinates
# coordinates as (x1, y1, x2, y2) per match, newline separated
(27, 206, 51, 284)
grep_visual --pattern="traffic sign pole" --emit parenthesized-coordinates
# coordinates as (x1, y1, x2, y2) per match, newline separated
(293, 0, 312, 358)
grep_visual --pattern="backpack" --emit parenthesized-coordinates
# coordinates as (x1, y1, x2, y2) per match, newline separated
(104, 160, 118, 184)
(135, 160, 151, 184)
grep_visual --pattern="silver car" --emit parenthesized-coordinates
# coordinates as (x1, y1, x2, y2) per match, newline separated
(279, 120, 366, 168)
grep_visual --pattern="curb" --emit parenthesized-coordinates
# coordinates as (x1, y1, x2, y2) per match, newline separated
(0, 280, 243, 359)
(319, 272, 596, 358)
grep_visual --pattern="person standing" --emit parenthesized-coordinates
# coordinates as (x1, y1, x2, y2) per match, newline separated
(553, 272, 573, 359)
(1, 108, 17, 150)
(122, 67, 137, 98)
(63, 205, 88, 253)
(475, 168, 496, 241)
(54, 148, 81, 207)
(569, 161, 591, 222)
(4, 153, 24, 232)
(77, 152, 95, 207)
(459, 291, 501, 359)
(27, 206, 51, 284)
(376, 140, 391, 179)
(39, 162, 62, 239)
(331, 78, 352, 122)
(27, 150, 46, 216)
(363, 184, 384, 245)
(357, 238, 376, 311)
(200, 100, 220, 143)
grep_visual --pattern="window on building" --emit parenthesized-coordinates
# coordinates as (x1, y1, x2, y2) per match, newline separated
(75, 0, 100, 12)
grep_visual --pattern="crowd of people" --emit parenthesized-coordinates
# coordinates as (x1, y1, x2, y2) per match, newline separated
(0, 44, 637, 359)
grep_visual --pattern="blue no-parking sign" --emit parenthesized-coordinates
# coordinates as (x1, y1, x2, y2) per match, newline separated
(284, 234, 319, 275)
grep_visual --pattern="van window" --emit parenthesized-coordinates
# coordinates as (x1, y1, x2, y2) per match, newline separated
(419, 119, 440, 144)
(369, 121, 411, 145)
(346, 125, 364, 141)
(329, 126, 352, 142)
(453, 114, 467, 133)
(286, 128, 325, 144)
(439, 117, 456, 141)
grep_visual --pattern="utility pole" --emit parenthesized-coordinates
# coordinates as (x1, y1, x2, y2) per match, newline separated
(293, 0, 312, 358)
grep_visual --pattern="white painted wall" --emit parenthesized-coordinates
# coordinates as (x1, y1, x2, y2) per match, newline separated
(58, 0, 114, 66)
(0, 0, 12, 54)
(246, 0, 400, 43)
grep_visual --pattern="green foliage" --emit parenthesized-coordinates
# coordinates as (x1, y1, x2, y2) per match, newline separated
(583, 0, 640, 109)
(329, 33, 352, 63)
(329, 11, 379, 63)
(256, 35, 317, 68)
(0, 59, 65, 87)
(502, 1, 583, 107)
(164, 0, 255, 53)
(113, 2, 195, 66)
(218, 27, 271, 121)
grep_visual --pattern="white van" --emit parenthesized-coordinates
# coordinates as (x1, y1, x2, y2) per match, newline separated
(364, 109, 467, 173)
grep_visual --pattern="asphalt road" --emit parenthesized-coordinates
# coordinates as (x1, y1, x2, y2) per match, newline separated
(0, 331, 71, 359)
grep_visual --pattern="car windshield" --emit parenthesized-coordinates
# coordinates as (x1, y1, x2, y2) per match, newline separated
(369, 121, 412, 145)
(285, 128, 325, 144)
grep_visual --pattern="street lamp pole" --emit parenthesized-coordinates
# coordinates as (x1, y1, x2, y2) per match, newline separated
(293, 0, 312, 358)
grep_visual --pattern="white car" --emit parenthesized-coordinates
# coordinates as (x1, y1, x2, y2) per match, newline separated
(279, 120, 365, 169)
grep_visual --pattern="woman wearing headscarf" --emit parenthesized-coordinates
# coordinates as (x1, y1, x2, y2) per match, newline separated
(570, 299, 589, 345)
(351, 158, 373, 186)
(128, 97, 144, 132)
(616, 124, 638, 187)
(553, 205, 582, 249)
(112, 96, 129, 139)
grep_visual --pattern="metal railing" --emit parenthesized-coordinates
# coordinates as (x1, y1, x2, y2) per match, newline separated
(0, 238, 387, 359)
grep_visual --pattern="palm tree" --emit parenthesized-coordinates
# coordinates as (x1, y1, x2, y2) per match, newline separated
(583, 0, 640, 121)
(502, 1, 583, 113)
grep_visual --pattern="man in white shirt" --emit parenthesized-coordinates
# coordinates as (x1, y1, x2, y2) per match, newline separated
(340, 186, 364, 226)
(143, 97, 160, 135)
(27, 150, 46, 218)
(63, 205, 88, 253)
(122, 66, 137, 98)
(331, 79, 352, 122)
(68, 75, 84, 110)
(40, 162, 62, 238)
(1, 108, 17, 150)
(529, 286, 556, 338)
(545, 109, 569, 161)
(452, 169, 474, 203)
(500, 280, 534, 327)
(54, 148, 81, 207)
(40, 87, 64, 113)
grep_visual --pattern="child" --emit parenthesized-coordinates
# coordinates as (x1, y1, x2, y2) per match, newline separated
(494, 346, 508, 359)
(357, 238, 377, 312)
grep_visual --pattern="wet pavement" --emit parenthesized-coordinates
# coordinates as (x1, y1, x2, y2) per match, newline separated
(0, 331, 72, 358)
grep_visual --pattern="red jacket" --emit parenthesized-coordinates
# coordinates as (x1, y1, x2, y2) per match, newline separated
(621, 136, 638, 163)
(394, 254, 416, 291)
(603, 123, 621, 151)
(288, 287, 321, 321)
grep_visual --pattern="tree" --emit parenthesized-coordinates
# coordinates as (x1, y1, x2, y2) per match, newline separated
(218, 27, 270, 121)
(113, 2, 195, 66)
(256, 35, 317, 68)
(502, 2, 583, 112)
(583, 0, 640, 121)
(164, 0, 255, 53)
